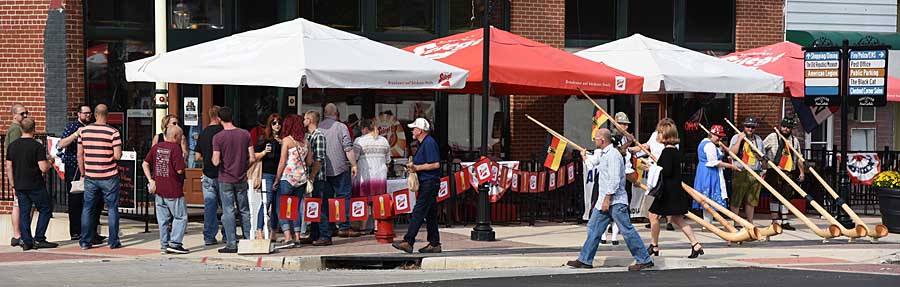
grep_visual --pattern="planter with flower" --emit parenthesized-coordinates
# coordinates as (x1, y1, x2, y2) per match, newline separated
(874, 170, 900, 233)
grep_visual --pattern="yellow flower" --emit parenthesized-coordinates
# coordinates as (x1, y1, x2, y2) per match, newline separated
(874, 171, 900, 189)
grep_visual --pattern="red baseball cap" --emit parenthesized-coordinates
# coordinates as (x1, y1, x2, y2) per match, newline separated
(710, 125, 727, 137)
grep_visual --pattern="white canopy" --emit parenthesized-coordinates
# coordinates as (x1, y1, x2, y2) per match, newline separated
(125, 18, 468, 89)
(574, 34, 783, 94)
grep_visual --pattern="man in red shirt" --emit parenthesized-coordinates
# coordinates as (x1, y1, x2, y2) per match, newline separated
(142, 125, 189, 254)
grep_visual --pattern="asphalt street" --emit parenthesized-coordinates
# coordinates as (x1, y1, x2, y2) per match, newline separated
(372, 267, 900, 287)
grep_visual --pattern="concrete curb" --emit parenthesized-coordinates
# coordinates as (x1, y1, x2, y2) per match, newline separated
(419, 255, 747, 270)
(188, 255, 324, 270)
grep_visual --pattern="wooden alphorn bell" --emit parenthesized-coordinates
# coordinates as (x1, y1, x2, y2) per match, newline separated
(576, 89, 759, 242)
(724, 119, 857, 240)
(527, 114, 757, 242)
(768, 125, 888, 241)
(710, 122, 840, 241)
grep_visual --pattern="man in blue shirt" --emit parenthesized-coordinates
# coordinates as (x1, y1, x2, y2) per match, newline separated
(393, 118, 442, 254)
(567, 128, 653, 271)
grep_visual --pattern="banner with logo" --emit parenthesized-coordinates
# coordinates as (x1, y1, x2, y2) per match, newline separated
(328, 198, 346, 222)
(304, 198, 322, 223)
(437, 177, 451, 202)
(393, 189, 413, 214)
(350, 197, 368, 221)
(373, 194, 394, 219)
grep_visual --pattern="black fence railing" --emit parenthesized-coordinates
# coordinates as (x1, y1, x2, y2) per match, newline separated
(1, 134, 152, 232)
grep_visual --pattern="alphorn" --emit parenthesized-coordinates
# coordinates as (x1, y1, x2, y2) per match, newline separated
(724, 119, 859, 240)
(704, 123, 840, 241)
(576, 89, 760, 241)
(769, 125, 889, 241)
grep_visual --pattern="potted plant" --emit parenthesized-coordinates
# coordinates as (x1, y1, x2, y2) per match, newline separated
(874, 170, 900, 233)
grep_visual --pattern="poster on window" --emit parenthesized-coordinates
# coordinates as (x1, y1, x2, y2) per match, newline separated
(183, 97, 199, 126)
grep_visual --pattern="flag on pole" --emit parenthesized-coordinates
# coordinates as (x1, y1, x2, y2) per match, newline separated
(591, 110, 609, 140)
(543, 136, 568, 171)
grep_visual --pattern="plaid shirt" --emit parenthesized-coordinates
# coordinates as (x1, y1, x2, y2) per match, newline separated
(306, 128, 328, 182)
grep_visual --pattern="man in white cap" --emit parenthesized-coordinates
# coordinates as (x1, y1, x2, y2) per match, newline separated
(393, 118, 442, 254)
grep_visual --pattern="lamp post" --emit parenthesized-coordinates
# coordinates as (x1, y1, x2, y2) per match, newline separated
(471, 0, 496, 241)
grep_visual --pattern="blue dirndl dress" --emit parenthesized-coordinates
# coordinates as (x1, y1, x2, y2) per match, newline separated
(693, 139, 726, 209)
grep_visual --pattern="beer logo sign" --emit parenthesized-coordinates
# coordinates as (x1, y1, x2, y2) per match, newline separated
(438, 180, 449, 198)
(395, 193, 409, 210)
(615, 76, 626, 91)
(477, 162, 491, 181)
(351, 201, 366, 218)
(306, 202, 319, 219)
(439, 72, 453, 87)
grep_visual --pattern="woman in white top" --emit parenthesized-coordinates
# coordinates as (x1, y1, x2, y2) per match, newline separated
(352, 118, 391, 234)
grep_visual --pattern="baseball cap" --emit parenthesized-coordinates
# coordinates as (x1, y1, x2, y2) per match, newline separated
(744, 117, 758, 127)
(614, 112, 631, 124)
(710, 124, 727, 137)
(408, 118, 431, 131)
(780, 117, 796, 128)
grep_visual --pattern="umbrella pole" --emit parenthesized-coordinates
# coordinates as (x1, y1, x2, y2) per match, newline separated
(471, 0, 495, 242)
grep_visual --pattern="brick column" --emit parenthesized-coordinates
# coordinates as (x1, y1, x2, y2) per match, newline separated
(734, 0, 788, 134)
(508, 0, 566, 160)
(0, 0, 50, 133)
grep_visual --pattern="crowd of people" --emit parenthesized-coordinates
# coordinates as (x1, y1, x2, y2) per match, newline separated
(6, 102, 443, 255)
(569, 113, 805, 271)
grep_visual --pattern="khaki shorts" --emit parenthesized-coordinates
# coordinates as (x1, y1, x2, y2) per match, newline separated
(731, 170, 761, 207)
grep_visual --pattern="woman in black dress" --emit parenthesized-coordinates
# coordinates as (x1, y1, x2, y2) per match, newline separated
(647, 121, 704, 258)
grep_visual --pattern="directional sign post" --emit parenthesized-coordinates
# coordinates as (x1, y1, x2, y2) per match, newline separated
(804, 51, 841, 106)
(848, 49, 888, 106)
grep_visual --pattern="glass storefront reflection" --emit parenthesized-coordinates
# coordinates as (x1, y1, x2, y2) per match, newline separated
(170, 0, 225, 30)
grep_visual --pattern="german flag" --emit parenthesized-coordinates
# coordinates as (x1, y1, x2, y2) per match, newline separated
(741, 142, 758, 166)
(543, 136, 568, 171)
(777, 139, 794, 171)
(591, 110, 609, 140)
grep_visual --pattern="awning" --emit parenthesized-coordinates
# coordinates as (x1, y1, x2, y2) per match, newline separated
(403, 27, 644, 95)
(787, 30, 900, 48)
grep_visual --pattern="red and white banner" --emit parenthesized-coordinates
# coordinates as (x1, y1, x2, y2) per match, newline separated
(567, 163, 576, 184)
(437, 177, 451, 202)
(304, 198, 322, 223)
(557, 168, 566, 188)
(350, 197, 368, 221)
(847, 153, 881, 185)
(393, 189, 413, 214)
(548, 171, 557, 190)
(454, 170, 470, 194)
(511, 170, 520, 192)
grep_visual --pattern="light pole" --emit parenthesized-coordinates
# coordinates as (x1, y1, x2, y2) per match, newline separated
(471, 0, 496, 241)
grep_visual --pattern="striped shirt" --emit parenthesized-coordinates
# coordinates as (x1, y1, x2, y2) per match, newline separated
(78, 124, 122, 180)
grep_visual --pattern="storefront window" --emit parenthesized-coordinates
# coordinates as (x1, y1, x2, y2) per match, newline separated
(86, 0, 153, 26)
(627, 0, 673, 43)
(684, 0, 734, 43)
(85, 40, 156, 154)
(376, 0, 436, 35)
(448, 0, 506, 34)
(565, 0, 616, 41)
(237, 0, 278, 32)
(300, 0, 362, 32)
(447, 94, 500, 157)
(170, 0, 225, 30)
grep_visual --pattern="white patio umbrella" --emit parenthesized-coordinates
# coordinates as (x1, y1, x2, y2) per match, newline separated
(574, 34, 783, 94)
(125, 18, 468, 90)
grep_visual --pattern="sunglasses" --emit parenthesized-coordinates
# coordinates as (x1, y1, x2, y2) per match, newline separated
(18, 111, 28, 117)
(272, 121, 280, 125)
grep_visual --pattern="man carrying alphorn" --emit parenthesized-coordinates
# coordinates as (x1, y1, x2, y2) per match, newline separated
(728, 117, 765, 227)
(763, 117, 806, 231)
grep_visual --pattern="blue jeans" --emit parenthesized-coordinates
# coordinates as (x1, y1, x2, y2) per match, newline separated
(155, 196, 188, 249)
(81, 178, 121, 248)
(310, 180, 329, 240)
(219, 181, 251, 249)
(404, 179, 440, 247)
(15, 187, 52, 246)
(256, 173, 278, 231)
(324, 172, 352, 231)
(278, 180, 306, 232)
(578, 204, 652, 265)
(201, 176, 225, 244)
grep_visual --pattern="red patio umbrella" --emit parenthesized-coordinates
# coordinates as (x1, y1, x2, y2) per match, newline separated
(404, 27, 643, 95)
(723, 41, 899, 102)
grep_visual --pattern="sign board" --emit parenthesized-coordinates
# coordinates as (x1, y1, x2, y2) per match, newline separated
(183, 97, 199, 126)
(117, 151, 138, 211)
(848, 49, 888, 107)
(804, 51, 841, 106)
(288, 96, 296, 107)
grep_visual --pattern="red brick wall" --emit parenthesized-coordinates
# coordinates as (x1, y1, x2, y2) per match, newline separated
(733, 0, 788, 138)
(0, 0, 50, 133)
(508, 0, 566, 160)
(0, 200, 11, 214)
(66, 0, 84, 120)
